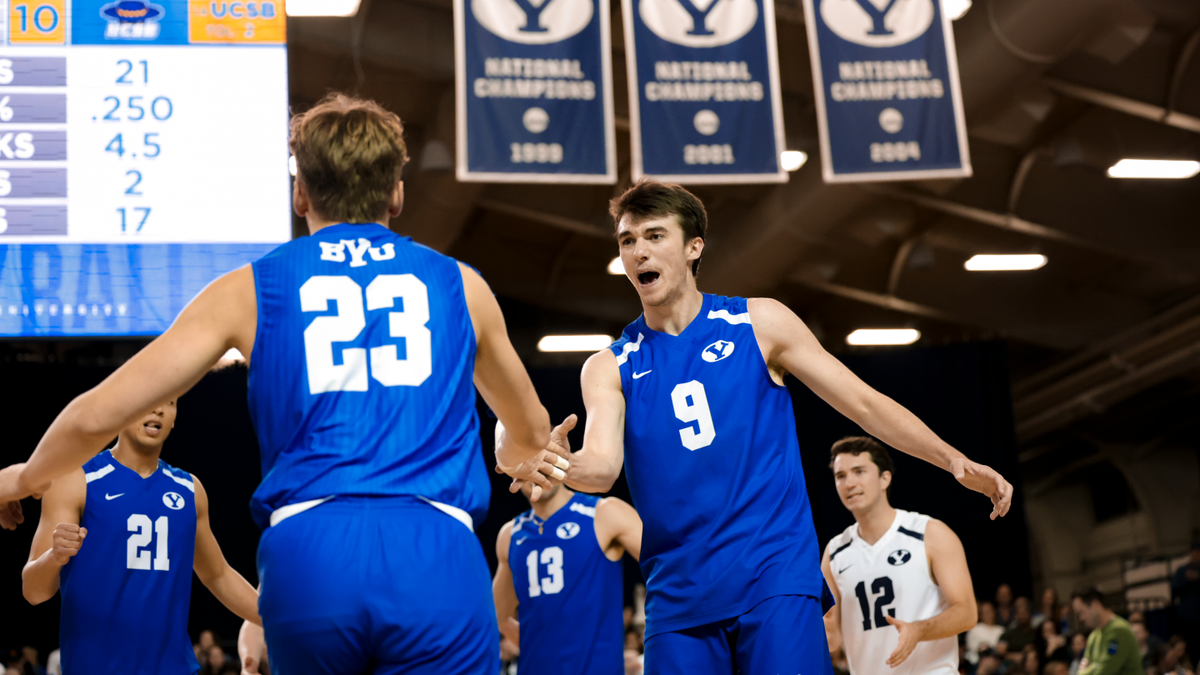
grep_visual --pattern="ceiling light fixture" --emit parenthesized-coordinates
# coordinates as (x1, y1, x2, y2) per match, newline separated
(286, 0, 362, 16)
(846, 329, 920, 346)
(607, 257, 625, 275)
(1107, 159, 1200, 179)
(537, 335, 614, 352)
(964, 254, 1047, 271)
(943, 0, 971, 21)
(781, 150, 808, 172)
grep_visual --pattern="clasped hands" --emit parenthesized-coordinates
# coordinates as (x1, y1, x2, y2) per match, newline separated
(495, 415, 577, 501)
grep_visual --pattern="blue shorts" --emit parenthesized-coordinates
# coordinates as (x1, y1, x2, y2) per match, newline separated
(257, 497, 497, 675)
(643, 595, 835, 675)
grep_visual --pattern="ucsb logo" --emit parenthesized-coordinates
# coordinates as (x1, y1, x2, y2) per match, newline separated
(639, 0, 758, 47)
(208, 2, 279, 19)
(472, 0, 593, 44)
(820, 0, 934, 47)
(100, 0, 165, 39)
(318, 238, 397, 268)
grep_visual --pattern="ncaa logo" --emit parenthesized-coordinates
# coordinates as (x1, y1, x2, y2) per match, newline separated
(639, 0, 758, 48)
(556, 522, 581, 539)
(162, 492, 185, 510)
(472, 0, 594, 44)
(820, 0, 934, 48)
(701, 340, 735, 363)
(887, 549, 912, 566)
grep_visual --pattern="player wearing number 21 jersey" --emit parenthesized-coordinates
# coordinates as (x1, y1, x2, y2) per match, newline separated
(492, 462, 642, 675)
(21, 400, 260, 675)
(822, 437, 976, 675)
(0, 94, 562, 675)
(533, 181, 1014, 675)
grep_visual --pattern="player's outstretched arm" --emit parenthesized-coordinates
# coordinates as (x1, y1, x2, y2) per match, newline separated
(460, 263, 551, 471)
(820, 546, 844, 654)
(493, 520, 521, 648)
(747, 298, 1013, 520)
(2, 267, 256, 504)
(883, 519, 977, 667)
(22, 469, 85, 604)
(192, 476, 261, 626)
(595, 497, 643, 562)
(561, 350, 626, 494)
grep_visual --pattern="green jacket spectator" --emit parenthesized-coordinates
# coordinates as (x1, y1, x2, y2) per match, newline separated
(1071, 588, 1142, 675)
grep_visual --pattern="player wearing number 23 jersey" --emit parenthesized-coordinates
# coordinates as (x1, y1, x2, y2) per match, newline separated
(553, 181, 1013, 675)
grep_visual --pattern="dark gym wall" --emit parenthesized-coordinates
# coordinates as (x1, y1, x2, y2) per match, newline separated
(0, 339, 1029, 656)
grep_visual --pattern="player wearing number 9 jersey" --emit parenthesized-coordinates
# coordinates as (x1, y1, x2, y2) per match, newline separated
(21, 399, 260, 675)
(539, 180, 1014, 675)
(0, 94, 561, 675)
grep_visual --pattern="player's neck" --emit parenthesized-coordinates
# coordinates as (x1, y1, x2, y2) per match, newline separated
(110, 439, 162, 478)
(854, 501, 897, 545)
(642, 285, 704, 335)
(531, 488, 575, 521)
(306, 213, 388, 235)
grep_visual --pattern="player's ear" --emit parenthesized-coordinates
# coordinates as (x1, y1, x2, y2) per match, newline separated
(879, 469, 892, 492)
(388, 180, 405, 219)
(685, 236, 704, 264)
(292, 176, 310, 217)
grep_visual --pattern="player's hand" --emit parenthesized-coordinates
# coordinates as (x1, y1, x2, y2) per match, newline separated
(949, 457, 1012, 520)
(500, 415, 576, 501)
(884, 615, 925, 667)
(0, 499, 25, 530)
(500, 634, 520, 661)
(500, 616, 520, 647)
(239, 620, 265, 675)
(50, 523, 87, 565)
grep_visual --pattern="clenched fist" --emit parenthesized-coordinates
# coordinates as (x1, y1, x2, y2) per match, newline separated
(51, 523, 87, 566)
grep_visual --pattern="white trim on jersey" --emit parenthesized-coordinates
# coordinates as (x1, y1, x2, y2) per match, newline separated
(615, 333, 644, 367)
(707, 309, 751, 325)
(84, 464, 114, 484)
(827, 509, 957, 675)
(161, 469, 195, 493)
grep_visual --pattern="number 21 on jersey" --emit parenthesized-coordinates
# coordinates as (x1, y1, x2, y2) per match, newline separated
(301, 274, 432, 394)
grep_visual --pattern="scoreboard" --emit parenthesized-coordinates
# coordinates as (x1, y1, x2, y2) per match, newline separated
(0, 0, 289, 336)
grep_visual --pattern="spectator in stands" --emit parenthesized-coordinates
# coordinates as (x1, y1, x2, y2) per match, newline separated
(1161, 635, 1193, 675)
(1043, 617, 1072, 663)
(1132, 620, 1167, 671)
(1004, 598, 1040, 654)
(979, 649, 1004, 675)
(1072, 587, 1142, 675)
(43, 650, 58, 675)
(1045, 662, 1070, 675)
(998, 585, 1016, 626)
(970, 602, 1008, 664)
(1025, 645, 1044, 675)
(199, 645, 237, 675)
(1036, 589, 1061, 629)
(1173, 544, 1200, 665)
(1070, 633, 1089, 675)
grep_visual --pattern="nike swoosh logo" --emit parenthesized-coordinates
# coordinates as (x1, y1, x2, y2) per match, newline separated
(516, 537, 528, 545)
(838, 564, 853, 573)
(632, 370, 652, 379)
(105, 493, 125, 500)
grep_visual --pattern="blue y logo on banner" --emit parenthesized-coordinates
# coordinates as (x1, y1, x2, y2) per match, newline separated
(802, 0, 971, 182)
(456, 0, 616, 182)
(624, 0, 786, 183)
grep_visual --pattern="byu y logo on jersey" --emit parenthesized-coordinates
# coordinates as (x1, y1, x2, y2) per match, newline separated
(639, 0, 758, 47)
(819, 0, 934, 48)
(162, 492, 185, 510)
(887, 549, 912, 566)
(556, 522, 581, 539)
(701, 340, 735, 363)
(472, 0, 594, 44)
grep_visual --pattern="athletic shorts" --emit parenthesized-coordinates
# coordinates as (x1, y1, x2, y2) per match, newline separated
(257, 497, 496, 675)
(643, 594, 835, 675)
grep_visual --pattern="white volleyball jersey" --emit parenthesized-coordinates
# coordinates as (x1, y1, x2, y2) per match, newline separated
(826, 510, 957, 675)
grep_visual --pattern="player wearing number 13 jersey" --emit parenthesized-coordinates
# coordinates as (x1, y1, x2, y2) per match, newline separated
(539, 181, 1014, 675)
(0, 94, 560, 675)
(21, 399, 260, 675)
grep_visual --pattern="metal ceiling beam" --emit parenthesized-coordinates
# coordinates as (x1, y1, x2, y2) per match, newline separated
(476, 200, 614, 239)
(789, 276, 973, 324)
(1044, 77, 1200, 134)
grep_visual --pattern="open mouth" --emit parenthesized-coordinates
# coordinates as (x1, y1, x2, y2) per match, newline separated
(143, 421, 162, 435)
(637, 271, 660, 286)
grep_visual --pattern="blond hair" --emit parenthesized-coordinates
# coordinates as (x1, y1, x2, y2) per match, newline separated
(288, 93, 409, 223)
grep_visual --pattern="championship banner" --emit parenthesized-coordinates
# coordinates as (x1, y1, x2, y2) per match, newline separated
(623, 0, 787, 183)
(455, 0, 616, 183)
(802, 0, 971, 182)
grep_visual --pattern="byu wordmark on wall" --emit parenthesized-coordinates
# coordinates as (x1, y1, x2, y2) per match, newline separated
(802, 0, 971, 182)
(456, 0, 616, 182)
(623, 0, 787, 183)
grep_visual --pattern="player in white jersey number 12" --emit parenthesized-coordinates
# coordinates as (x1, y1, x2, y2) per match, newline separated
(822, 436, 977, 675)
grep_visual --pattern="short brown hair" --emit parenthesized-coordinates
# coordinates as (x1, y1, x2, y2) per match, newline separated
(830, 436, 895, 494)
(289, 93, 409, 224)
(608, 179, 707, 276)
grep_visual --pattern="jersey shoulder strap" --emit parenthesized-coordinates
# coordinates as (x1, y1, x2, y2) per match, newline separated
(827, 526, 855, 560)
(896, 509, 931, 540)
(158, 461, 196, 494)
(706, 294, 751, 324)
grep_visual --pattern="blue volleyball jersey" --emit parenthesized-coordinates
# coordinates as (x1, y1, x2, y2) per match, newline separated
(609, 294, 824, 637)
(247, 223, 487, 529)
(509, 493, 624, 675)
(60, 451, 200, 675)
